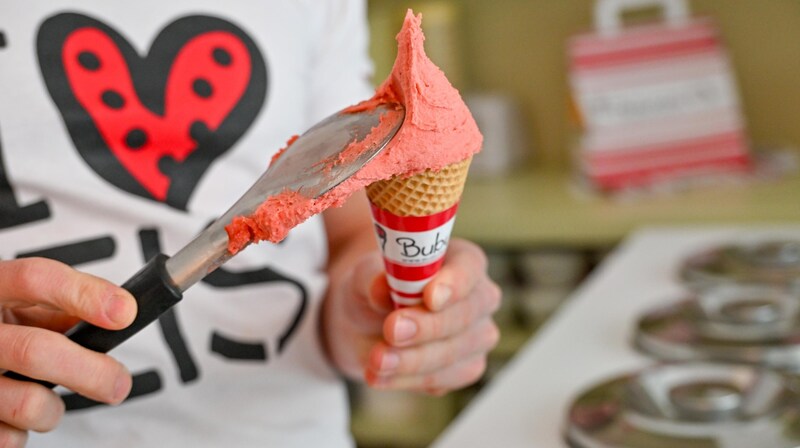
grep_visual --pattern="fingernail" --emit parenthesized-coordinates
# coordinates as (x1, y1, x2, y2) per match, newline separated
(105, 292, 132, 326)
(380, 351, 400, 372)
(393, 317, 417, 342)
(432, 284, 452, 310)
(112, 373, 131, 404)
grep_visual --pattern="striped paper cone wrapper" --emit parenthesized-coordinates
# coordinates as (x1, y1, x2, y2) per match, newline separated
(367, 157, 472, 307)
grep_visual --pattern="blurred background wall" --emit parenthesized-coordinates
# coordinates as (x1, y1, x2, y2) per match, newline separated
(367, 0, 800, 170)
(355, 4, 800, 446)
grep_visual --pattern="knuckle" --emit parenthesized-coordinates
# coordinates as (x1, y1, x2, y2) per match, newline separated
(85, 360, 123, 403)
(69, 278, 96, 310)
(462, 319, 499, 356)
(9, 384, 65, 432)
(484, 322, 501, 350)
(487, 282, 503, 312)
(63, 274, 108, 318)
(13, 386, 49, 430)
(476, 280, 501, 315)
(10, 258, 47, 297)
(462, 240, 488, 272)
(8, 329, 41, 373)
(448, 239, 487, 274)
(0, 426, 28, 448)
(462, 297, 482, 329)
(465, 357, 488, 385)
(427, 315, 445, 341)
(458, 312, 472, 335)
(473, 247, 489, 273)
(403, 350, 424, 374)
(441, 342, 458, 368)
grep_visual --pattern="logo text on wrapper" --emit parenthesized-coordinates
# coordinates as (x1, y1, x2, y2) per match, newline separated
(373, 218, 456, 266)
(395, 232, 449, 261)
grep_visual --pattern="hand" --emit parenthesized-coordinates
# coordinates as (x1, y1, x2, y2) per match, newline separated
(323, 238, 501, 395)
(0, 258, 136, 447)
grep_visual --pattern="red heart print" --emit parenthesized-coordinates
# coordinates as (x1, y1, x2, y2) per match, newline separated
(38, 14, 268, 209)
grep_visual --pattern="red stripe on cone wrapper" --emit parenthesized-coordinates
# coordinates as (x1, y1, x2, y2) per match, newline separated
(370, 204, 458, 307)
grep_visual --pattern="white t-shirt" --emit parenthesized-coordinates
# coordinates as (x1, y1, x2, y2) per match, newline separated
(0, 1, 374, 446)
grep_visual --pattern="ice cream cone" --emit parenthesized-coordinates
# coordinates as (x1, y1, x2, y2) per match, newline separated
(367, 156, 472, 307)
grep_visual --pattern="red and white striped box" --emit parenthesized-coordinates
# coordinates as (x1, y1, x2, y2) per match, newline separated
(568, 0, 752, 192)
(370, 202, 458, 307)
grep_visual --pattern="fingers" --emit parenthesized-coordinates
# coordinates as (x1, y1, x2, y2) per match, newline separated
(363, 238, 502, 394)
(0, 258, 135, 439)
(0, 376, 63, 433)
(369, 317, 499, 378)
(383, 278, 501, 347)
(0, 258, 136, 330)
(0, 325, 132, 405)
(367, 353, 489, 393)
(0, 421, 28, 448)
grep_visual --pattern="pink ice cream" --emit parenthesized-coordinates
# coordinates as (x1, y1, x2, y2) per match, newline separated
(225, 10, 482, 253)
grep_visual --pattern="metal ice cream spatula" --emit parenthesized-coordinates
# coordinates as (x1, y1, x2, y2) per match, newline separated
(4, 103, 404, 388)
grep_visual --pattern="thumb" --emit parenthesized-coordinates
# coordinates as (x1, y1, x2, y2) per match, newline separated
(352, 252, 393, 314)
(367, 272, 394, 314)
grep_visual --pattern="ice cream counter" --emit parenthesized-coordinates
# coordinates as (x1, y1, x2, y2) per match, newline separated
(431, 226, 800, 448)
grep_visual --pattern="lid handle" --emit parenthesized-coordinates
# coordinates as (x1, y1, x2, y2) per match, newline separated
(594, 0, 690, 35)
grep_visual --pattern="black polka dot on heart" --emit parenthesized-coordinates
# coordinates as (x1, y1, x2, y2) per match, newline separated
(212, 47, 232, 67)
(77, 51, 101, 71)
(125, 129, 148, 149)
(101, 90, 125, 109)
(158, 155, 179, 177)
(189, 120, 212, 143)
(192, 78, 213, 98)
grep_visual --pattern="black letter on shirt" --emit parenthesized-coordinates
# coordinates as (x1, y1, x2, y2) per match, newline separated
(64, 370, 162, 411)
(203, 264, 308, 355)
(0, 127, 51, 229)
(17, 236, 114, 265)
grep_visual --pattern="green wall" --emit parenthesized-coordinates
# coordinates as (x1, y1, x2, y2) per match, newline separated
(368, 0, 800, 169)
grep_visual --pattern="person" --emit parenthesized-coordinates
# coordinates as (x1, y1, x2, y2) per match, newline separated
(0, 1, 501, 447)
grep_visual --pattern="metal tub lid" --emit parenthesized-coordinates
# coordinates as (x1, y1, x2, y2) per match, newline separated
(634, 285, 800, 371)
(681, 240, 800, 292)
(564, 362, 800, 448)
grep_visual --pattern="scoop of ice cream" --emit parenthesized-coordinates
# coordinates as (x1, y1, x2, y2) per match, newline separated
(343, 10, 482, 180)
(225, 9, 482, 253)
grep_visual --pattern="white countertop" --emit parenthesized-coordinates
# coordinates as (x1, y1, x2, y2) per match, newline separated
(432, 226, 800, 448)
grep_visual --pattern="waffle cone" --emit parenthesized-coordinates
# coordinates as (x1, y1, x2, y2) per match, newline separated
(366, 157, 472, 216)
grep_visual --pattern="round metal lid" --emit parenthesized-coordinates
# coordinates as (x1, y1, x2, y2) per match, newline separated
(564, 363, 800, 448)
(634, 285, 800, 371)
(680, 240, 800, 292)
